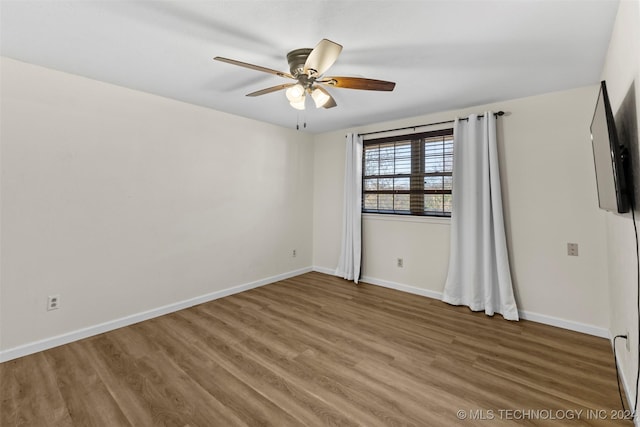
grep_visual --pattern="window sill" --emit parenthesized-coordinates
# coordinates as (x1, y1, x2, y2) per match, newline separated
(362, 213, 451, 225)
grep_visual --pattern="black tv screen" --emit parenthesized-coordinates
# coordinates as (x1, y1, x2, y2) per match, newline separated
(590, 80, 629, 213)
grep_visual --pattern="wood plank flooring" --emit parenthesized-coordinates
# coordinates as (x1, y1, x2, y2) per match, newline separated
(0, 272, 632, 426)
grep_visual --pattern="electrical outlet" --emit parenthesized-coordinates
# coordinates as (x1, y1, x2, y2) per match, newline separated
(397, 258, 403, 268)
(567, 243, 579, 256)
(292, 249, 297, 258)
(47, 295, 60, 311)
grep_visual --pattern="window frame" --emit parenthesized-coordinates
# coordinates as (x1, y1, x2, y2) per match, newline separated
(362, 128, 454, 217)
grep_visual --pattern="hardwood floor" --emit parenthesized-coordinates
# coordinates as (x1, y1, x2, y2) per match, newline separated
(0, 272, 632, 426)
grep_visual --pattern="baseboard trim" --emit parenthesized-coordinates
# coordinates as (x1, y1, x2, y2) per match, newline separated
(312, 265, 337, 276)
(360, 274, 444, 300)
(614, 349, 639, 426)
(0, 267, 313, 363)
(313, 266, 609, 339)
(517, 311, 609, 338)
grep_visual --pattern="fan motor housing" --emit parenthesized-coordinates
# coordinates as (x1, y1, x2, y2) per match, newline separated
(287, 48, 312, 78)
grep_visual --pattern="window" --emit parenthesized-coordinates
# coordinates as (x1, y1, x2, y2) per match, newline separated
(362, 128, 453, 217)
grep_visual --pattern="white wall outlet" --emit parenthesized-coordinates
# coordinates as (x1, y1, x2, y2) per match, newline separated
(397, 258, 404, 268)
(292, 249, 297, 258)
(47, 295, 60, 311)
(567, 243, 579, 256)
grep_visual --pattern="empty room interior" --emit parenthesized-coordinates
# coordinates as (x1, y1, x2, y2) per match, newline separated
(2, 0, 640, 426)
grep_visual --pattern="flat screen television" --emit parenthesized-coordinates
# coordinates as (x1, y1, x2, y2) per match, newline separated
(590, 80, 630, 213)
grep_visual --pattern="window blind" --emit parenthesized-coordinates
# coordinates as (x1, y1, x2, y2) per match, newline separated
(362, 128, 453, 216)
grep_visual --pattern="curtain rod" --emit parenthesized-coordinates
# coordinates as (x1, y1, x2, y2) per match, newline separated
(358, 111, 505, 137)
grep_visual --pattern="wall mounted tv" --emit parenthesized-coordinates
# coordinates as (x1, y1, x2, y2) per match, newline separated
(590, 80, 631, 213)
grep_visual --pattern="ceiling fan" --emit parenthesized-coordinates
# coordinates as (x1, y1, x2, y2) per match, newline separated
(214, 39, 396, 110)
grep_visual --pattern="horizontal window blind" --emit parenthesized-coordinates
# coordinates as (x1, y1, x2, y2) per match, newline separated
(362, 128, 453, 216)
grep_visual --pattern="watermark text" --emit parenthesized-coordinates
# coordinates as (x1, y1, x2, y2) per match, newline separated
(455, 408, 634, 421)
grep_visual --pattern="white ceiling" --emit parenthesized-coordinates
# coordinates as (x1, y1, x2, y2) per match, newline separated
(0, 0, 619, 133)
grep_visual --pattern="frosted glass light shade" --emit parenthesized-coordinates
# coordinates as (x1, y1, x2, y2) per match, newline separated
(286, 84, 305, 102)
(311, 87, 330, 108)
(289, 95, 306, 110)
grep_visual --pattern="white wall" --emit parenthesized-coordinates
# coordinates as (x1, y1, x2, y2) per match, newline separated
(600, 0, 640, 413)
(313, 86, 610, 333)
(0, 57, 314, 354)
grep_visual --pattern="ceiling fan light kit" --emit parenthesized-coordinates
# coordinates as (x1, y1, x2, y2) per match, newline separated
(286, 85, 331, 110)
(214, 39, 396, 112)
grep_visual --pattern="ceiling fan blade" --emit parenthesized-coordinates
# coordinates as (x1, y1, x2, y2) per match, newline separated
(304, 39, 343, 76)
(321, 76, 396, 91)
(246, 83, 296, 97)
(214, 57, 294, 79)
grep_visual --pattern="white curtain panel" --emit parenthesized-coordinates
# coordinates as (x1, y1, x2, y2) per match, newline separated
(336, 133, 363, 283)
(441, 112, 519, 320)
